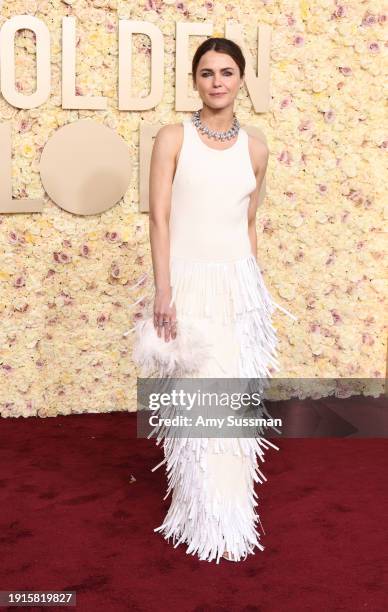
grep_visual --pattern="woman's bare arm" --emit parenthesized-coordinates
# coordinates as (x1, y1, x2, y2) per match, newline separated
(149, 124, 181, 341)
(247, 138, 269, 261)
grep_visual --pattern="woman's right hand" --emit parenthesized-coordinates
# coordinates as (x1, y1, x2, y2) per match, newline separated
(153, 288, 177, 342)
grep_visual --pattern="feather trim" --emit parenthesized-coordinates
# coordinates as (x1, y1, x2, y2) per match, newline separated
(132, 315, 212, 378)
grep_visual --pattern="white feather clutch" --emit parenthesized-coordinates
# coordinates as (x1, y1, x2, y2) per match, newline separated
(132, 316, 211, 378)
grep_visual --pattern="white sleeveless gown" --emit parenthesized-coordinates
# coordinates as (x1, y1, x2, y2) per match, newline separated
(133, 119, 297, 563)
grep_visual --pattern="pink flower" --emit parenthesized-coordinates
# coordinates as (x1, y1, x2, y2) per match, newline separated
(18, 119, 31, 133)
(25, 400, 35, 415)
(146, 0, 161, 11)
(262, 218, 274, 235)
(299, 119, 312, 131)
(347, 189, 364, 205)
(346, 363, 357, 375)
(280, 96, 292, 109)
(14, 276, 26, 287)
(105, 231, 120, 242)
(331, 309, 342, 324)
(287, 14, 296, 26)
(8, 231, 19, 244)
(60, 291, 73, 306)
(324, 110, 335, 123)
(332, 5, 347, 19)
(110, 263, 121, 278)
(285, 191, 296, 200)
(362, 333, 374, 346)
(309, 323, 321, 333)
(361, 12, 377, 27)
(322, 327, 333, 337)
(53, 252, 72, 263)
(278, 150, 292, 165)
(368, 42, 380, 53)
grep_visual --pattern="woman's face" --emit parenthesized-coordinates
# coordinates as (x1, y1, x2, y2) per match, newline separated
(194, 50, 243, 107)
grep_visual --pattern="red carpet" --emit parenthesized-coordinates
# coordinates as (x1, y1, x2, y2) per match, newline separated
(0, 410, 386, 612)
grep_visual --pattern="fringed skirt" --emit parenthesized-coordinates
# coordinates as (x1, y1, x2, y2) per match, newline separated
(131, 253, 297, 564)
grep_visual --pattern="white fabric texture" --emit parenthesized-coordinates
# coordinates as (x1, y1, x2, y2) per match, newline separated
(131, 119, 298, 563)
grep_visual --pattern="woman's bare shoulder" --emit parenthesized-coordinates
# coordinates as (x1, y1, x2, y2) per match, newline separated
(247, 133, 269, 157)
(156, 122, 183, 140)
(154, 123, 183, 157)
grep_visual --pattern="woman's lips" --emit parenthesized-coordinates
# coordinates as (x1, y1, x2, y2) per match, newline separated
(210, 93, 226, 96)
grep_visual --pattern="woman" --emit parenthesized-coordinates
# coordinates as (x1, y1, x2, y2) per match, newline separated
(132, 37, 297, 563)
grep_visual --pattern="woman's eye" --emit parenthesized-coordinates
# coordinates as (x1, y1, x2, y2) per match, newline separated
(202, 72, 232, 77)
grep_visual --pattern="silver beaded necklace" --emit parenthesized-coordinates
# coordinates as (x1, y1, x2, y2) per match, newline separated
(191, 109, 240, 141)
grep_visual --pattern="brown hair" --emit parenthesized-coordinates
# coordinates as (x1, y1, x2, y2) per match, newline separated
(192, 37, 246, 84)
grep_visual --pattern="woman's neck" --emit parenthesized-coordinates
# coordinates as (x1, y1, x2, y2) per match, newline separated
(198, 107, 235, 132)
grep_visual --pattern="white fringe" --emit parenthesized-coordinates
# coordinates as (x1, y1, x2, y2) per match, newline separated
(168, 254, 297, 324)
(129, 254, 297, 563)
(150, 432, 280, 563)
(147, 384, 281, 563)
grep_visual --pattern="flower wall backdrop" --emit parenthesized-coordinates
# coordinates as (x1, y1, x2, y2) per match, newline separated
(0, 0, 386, 418)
